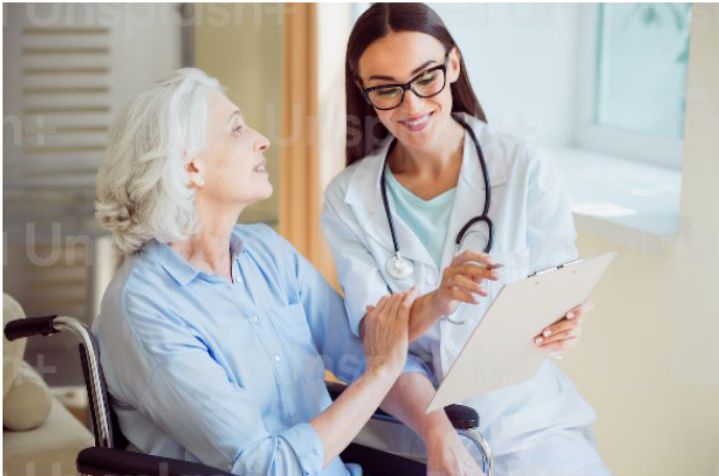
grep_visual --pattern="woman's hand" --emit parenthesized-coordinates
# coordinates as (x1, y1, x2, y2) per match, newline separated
(312, 289, 419, 466)
(426, 431, 485, 476)
(361, 288, 418, 376)
(533, 301, 594, 352)
(430, 250, 500, 317)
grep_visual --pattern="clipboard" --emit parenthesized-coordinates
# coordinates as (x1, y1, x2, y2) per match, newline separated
(426, 252, 616, 413)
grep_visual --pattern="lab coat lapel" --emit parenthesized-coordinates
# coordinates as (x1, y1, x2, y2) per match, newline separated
(439, 114, 510, 270)
(344, 140, 436, 268)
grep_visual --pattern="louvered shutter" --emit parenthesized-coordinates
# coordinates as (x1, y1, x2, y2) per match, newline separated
(3, 4, 182, 385)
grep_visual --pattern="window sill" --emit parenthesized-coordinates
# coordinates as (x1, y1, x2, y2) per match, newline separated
(550, 147, 682, 252)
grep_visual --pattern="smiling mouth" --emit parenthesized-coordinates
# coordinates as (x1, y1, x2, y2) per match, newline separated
(399, 112, 434, 132)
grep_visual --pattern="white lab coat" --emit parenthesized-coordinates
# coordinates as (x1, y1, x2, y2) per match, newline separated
(321, 114, 607, 470)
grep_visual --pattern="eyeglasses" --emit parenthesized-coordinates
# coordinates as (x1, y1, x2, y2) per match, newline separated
(360, 52, 450, 111)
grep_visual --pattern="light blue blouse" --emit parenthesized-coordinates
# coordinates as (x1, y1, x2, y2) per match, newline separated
(385, 168, 456, 267)
(92, 224, 429, 476)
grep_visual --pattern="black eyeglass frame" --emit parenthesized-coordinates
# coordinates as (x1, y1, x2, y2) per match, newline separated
(359, 52, 451, 111)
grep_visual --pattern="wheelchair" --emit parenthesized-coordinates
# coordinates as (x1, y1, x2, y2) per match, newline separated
(5, 315, 493, 476)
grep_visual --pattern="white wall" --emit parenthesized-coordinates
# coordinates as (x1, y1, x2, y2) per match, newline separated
(559, 5, 719, 476)
(430, 3, 581, 147)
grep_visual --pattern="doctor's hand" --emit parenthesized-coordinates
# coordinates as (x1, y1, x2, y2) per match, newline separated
(361, 288, 418, 376)
(431, 251, 500, 317)
(533, 301, 594, 353)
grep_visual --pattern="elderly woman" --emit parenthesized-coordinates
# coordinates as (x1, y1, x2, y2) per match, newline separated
(92, 68, 431, 476)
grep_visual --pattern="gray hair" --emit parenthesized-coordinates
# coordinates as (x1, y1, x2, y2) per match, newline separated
(96, 68, 222, 255)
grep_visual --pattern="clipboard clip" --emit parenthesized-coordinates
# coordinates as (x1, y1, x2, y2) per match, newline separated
(527, 258, 583, 278)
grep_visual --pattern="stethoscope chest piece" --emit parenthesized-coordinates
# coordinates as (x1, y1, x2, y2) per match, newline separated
(386, 252, 414, 280)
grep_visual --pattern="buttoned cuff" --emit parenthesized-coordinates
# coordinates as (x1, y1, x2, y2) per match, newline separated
(280, 422, 324, 476)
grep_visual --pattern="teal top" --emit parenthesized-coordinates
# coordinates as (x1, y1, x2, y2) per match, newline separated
(385, 168, 456, 267)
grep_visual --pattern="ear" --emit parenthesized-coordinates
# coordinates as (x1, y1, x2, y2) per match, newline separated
(447, 46, 462, 84)
(184, 152, 206, 189)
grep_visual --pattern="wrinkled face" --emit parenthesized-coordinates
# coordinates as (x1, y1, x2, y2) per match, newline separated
(357, 31, 461, 151)
(190, 91, 272, 207)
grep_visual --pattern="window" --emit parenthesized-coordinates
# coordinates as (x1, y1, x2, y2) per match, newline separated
(576, 4, 691, 169)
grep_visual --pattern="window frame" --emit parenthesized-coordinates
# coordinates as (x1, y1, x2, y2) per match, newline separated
(574, 4, 685, 170)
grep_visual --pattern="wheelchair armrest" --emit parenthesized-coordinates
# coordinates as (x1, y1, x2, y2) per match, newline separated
(444, 403, 480, 430)
(77, 447, 234, 476)
(4, 315, 59, 340)
(325, 381, 479, 430)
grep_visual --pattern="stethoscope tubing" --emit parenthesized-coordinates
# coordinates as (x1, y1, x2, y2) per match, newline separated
(381, 114, 493, 258)
(380, 114, 494, 325)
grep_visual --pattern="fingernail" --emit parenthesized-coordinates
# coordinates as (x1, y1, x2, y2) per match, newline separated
(534, 336, 543, 345)
(566, 311, 575, 319)
(543, 329, 551, 337)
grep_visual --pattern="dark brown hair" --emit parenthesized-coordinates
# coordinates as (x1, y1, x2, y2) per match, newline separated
(345, 2, 487, 166)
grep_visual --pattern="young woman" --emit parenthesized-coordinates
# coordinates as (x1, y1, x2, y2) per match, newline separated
(322, 4, 610, 475)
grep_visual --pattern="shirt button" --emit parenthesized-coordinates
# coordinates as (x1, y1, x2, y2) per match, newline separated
(273, 354, 281, 362)
(426, 274, 436, 286)
(251, 315, 259, 324)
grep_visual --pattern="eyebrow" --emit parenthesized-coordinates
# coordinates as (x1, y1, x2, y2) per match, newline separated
(227, 110, 242, 124)
(367, 59, 437, 82)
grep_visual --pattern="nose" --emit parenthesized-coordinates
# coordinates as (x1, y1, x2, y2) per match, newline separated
(255, 130, 270, 153)
(400, 89, 424, 115)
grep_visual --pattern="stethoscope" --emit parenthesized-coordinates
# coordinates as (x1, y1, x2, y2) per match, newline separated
(381, 115, 494, 324)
